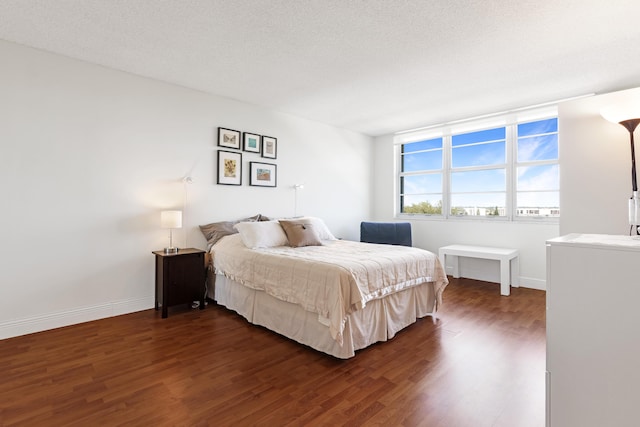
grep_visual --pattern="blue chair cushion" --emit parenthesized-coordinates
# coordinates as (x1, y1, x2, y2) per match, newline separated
(360, 222, 412, 247)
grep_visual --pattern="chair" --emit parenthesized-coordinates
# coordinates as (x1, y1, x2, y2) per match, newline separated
(360, 222, 412, 247)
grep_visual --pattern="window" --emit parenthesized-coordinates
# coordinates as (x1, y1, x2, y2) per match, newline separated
(451, 127, 507, 217)
(400, 137, 443, 214)
(515, 118, 559, 218)
(396, 109, 558, 220)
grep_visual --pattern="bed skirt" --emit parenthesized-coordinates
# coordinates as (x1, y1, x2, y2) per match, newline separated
(208, 273, 436, 359)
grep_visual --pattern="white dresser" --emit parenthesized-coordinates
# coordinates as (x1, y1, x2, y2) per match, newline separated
(546, 234, 640, 426)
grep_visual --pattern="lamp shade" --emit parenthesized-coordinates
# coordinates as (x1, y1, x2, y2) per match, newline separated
(600, 101, 640, 123)
(160, 210, 182, 229)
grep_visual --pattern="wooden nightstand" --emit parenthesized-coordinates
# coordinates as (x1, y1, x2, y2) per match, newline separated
(152, 248, 206, 318)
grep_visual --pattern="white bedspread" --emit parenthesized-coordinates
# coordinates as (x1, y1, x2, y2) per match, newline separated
(212, 234, 448, 345)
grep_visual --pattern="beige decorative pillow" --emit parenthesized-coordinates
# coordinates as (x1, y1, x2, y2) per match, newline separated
(295, 216, 336, 240)
(279, 219, 323, 247)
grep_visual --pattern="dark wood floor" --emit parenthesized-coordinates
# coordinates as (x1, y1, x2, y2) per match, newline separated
(0, 278, 546, 427)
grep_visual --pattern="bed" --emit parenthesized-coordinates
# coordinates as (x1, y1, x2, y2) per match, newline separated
(201, 216, 448, 359)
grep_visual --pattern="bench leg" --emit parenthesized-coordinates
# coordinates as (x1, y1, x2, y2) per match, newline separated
(500, 260, 510, 296)
(511, 257, 519, 288)
(451, 255, 460, 278)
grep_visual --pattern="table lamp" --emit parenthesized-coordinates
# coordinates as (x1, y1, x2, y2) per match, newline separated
(161, 210, 182, 253)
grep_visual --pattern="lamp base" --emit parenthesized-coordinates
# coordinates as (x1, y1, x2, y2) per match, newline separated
(164, 247, 179, 254)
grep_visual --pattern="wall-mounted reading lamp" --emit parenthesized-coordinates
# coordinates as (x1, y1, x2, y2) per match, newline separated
(293, 184, 304, 217)
(601, 103, 640, 236)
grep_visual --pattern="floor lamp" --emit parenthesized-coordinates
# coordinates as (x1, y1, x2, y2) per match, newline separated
(601, 105, 640, 236)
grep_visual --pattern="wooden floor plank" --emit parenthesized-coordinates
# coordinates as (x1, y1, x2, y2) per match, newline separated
(0, 278, 545, 426)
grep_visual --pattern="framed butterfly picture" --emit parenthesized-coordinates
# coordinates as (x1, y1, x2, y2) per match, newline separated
(218, 127, 241, 149)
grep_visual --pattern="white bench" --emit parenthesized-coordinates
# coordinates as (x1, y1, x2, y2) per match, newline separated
(438, 244, 519, 296)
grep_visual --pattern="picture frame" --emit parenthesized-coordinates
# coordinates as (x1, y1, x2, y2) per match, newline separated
(243, 132, 261, 153)
(261, 136, 277, 159)
(217, 150, 242, 185)
(218, 127, 241, 149)
(249, 162, 277, 187)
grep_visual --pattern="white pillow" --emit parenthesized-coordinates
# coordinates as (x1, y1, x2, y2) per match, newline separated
(296, 216, 337, 240)
(233, 221, 288, 248)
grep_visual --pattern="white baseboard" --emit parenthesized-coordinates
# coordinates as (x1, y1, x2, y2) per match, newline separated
(444, 266, 547, 291)
(518, 276, 546, 291)
(0, 296, 154, 340)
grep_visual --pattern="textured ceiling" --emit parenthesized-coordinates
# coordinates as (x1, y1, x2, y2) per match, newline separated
(1, 0, 640, 136)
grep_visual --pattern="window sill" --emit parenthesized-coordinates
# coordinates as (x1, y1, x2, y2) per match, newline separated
(395, 213, 559, 225)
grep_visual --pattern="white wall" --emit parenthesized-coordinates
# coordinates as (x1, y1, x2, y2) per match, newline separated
(559, 87, 640, 235)
(372, 135, 559, 290)
(0, 40, 372, 339)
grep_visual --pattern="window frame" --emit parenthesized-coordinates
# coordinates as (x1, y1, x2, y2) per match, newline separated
(395, 108, 559, 222)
